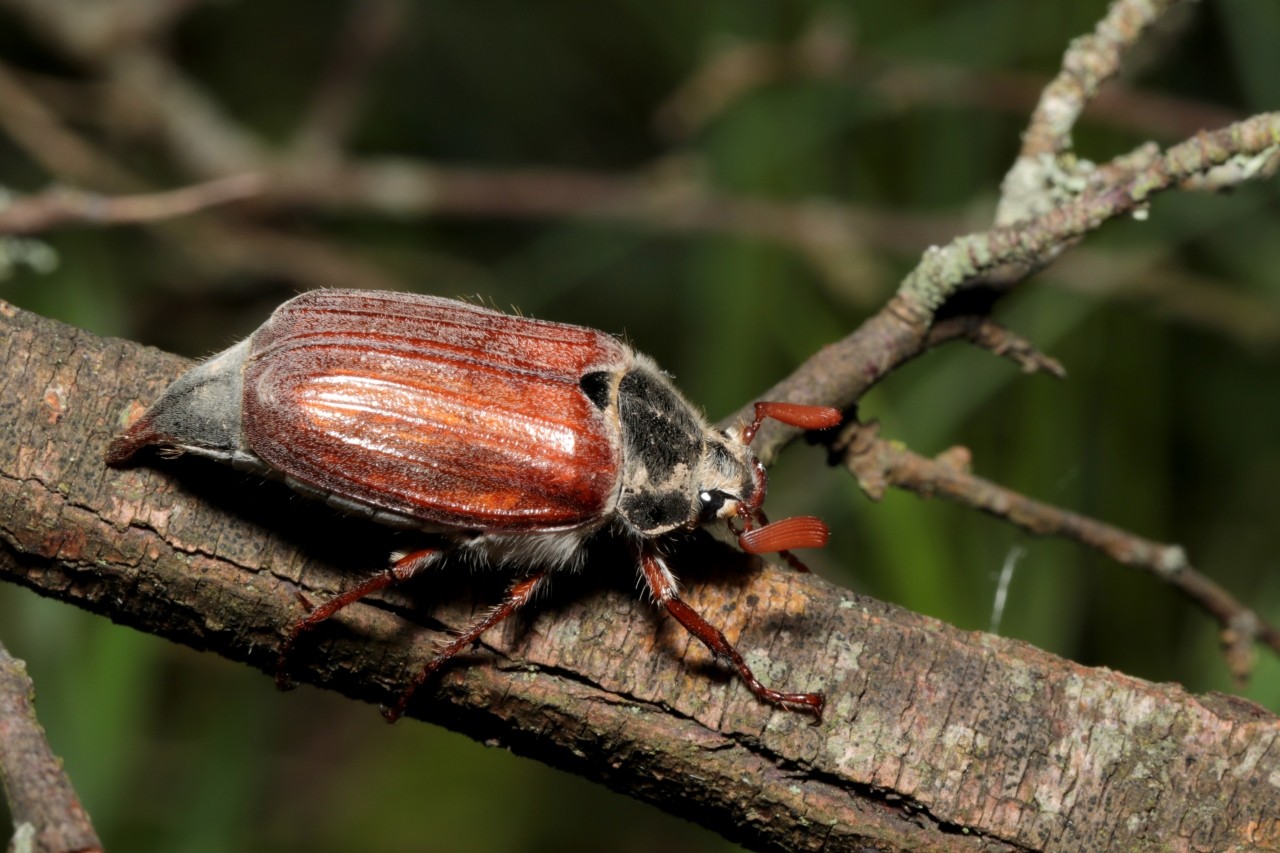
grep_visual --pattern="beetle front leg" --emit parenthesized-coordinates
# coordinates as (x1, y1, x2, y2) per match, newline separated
(382, 569, 549, 723)
(638, 547, 824, 721)
(276, 548, 440, 689)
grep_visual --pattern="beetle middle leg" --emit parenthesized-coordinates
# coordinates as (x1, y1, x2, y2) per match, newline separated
(276, 547, 440, 689)
(638, 547, 824, 720)
(382, 568, 550, 723)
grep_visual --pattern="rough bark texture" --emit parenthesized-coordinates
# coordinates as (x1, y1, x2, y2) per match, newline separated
(1, 299, 1278, 853)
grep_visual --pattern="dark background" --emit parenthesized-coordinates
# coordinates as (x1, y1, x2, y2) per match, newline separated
(1, 1, 1278, 850)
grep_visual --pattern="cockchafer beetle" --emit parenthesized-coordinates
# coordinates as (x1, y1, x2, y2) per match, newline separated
(107, 289, 841, 721)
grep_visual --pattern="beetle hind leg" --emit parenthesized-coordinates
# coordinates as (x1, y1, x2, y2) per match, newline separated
(275, 548, 440, 690)
(382, 569, 549, 723)
(638, 547, 824, 721)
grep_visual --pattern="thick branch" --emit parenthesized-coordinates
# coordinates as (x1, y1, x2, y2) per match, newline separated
(2, 302, 1279, 852)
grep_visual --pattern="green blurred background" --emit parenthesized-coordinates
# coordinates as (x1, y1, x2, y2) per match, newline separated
(2, 0, 1278, 850)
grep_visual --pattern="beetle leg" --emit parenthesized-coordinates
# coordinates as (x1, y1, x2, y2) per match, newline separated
(638, 547, 824, 721)
(382, 569, 549, 723)
(276, 548, 440, 690)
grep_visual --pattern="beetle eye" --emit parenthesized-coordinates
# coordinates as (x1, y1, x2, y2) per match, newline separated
(698, 489, 731, 521)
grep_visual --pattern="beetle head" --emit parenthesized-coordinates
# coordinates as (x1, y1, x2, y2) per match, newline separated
(691, 431, 764, 526)
(611, 360, 840, 557)
(711, 401, 842, 556)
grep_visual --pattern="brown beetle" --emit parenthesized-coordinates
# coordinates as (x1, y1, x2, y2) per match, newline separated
(107, 290, 840, 721)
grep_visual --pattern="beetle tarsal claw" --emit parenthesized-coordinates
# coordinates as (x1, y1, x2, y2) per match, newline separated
(109, 289, 836, 719)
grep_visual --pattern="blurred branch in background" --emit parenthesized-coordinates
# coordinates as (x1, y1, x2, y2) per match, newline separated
(0, 174, 261, 234)
(292, 0, 409, 157)
(656, 6, 1240, 145)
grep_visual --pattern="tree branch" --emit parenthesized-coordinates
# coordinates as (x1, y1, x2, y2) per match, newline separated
(998, 0, 1183, 223)
(3, 303, 1279, 852)
(837, 420, 1280, 683)
(1015, 0, 1182, 163)
(0, 641, 103, 853)
(903, 112, 1280, 316)
(0, 175, 262, 235)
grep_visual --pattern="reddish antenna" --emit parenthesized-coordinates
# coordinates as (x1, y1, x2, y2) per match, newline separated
(730, 401, 841, 570)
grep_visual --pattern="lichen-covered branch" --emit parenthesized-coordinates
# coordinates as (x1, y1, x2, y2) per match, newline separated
(903, 112, 1280, 315)
(998, 0, 1185, 222)
(726, 109, 1280, 457)
(1019, 0, 1182, 160)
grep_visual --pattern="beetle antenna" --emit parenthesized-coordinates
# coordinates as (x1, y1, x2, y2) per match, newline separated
(750, 509, 812, 573)
(730, 509, 827, 569)
(727, 514, 812, 573)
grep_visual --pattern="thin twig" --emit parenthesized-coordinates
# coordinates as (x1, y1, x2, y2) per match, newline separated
(998, 0, 1184, 223)
(836, 421, 1280, 682)
(1016, 0, 1184, 163)
(925, 316, 1067, 378)
(0, 641, 103, 853)
(727, 114, 1280, 457)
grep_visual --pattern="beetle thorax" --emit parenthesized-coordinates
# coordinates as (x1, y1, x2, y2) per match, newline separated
(611, 358, 757, 538)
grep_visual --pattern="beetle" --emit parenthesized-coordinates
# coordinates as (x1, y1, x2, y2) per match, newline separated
(106, 289, 841, 721)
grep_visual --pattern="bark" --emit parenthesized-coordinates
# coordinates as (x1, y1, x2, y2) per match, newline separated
(1, 299, 1277, 853)
(0, 643, 103, 853)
